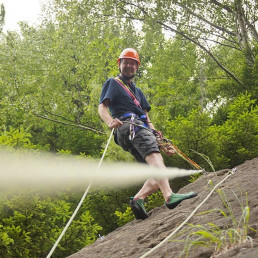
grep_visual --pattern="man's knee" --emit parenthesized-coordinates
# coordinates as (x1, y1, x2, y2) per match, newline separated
(145, 152, 163, 160)
(147, 178, 159, 187)
(145, 152, 165, 167)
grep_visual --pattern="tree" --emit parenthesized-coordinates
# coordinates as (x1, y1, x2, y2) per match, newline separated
(0, 191, 102, 257)
(0, 0, 141, 155)
(100, 0, 257, 85)
(0, 4, 4, 34)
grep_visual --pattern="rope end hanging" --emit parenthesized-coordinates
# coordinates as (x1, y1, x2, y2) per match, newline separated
(46, 129, 114, 258)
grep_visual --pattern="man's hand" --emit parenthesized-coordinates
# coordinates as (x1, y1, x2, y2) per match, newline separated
(162, 145, 176, 156)
(108, 118, 123, 129)
(154, 130, 176, 156)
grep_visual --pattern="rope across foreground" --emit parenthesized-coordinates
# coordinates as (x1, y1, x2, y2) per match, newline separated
(46, 129, 114, 258)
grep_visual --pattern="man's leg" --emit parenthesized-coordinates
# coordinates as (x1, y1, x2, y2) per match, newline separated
(128, 126, 197, 219)
(133, 152, 172, 201)
(131, 151, 197, 219)
(130, 152, 172, 219)
(133, 178, 159, 200)
(145, 152, 172, 201)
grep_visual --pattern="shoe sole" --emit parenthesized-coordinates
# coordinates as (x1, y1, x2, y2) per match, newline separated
(166, 192, 197, 209)
(130, 200, 149, 220)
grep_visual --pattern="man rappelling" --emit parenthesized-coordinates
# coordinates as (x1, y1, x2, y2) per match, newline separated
(98, 48, 197, 220)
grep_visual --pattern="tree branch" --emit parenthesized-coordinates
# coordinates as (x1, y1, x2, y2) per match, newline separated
(197, 36, 241, 50)
(210, 0, 258, 41)
(173, 20, 240, 47)
(0, 4, 5, 33)
(158, 21, 243, 85)
(176, 2, 236, 37)
(112, 0, 244, 85)
(209, 0, 234, 14)
(33, 113, 105, 135)
(235, 0, 254, 64)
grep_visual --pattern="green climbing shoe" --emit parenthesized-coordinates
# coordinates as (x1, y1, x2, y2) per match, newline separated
(130, 197, 149, 220)
(166, 191, 197, 209)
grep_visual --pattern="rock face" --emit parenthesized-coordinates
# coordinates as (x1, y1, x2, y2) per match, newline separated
(68, 158, 258, 258)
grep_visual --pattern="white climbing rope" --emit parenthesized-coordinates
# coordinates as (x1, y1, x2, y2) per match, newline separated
(140, 169, 236, 258)
(46, 128, 114, 258)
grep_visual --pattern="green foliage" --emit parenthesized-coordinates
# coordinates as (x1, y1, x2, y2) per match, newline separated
(114, 191, 164, 227)
(115, 207, 134, 226)
(0, 225, 14, 257)
(0, 126, 49, 151)
(208, 94, 258, 168)
(142, 37, 200, 120)
(56, 149, 72, 156)
(0, 127, 36, 150)
(0, 1, 257, 256)
(103, 139, 134, 162)
(145, 191, 164, 210)
(0, 191, 102, 257)
(188, 173, 202, 184)
(164, 108, 213, 170)
(162, 94, 257, 170)
(81, 187, 138, 235)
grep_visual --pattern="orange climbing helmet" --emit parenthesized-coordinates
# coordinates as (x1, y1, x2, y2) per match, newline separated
(117, 48, 140, 66)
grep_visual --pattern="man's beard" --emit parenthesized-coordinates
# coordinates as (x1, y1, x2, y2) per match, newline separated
(121, 73, 135, 80)
(119, 68, 135, 81)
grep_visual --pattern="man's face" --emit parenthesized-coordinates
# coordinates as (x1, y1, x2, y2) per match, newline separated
(120, 58, 138, 78)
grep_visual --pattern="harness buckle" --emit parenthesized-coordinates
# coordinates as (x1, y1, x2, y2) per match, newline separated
(129, 114, 136, 140)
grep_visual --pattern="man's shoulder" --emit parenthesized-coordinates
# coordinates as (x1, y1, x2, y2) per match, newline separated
(101, 78, 120, 94)
(103, 77, 119, 85)
(134, 84, 144, 93)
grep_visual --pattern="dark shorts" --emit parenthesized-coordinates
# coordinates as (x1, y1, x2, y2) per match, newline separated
(115, 117, 160, 163)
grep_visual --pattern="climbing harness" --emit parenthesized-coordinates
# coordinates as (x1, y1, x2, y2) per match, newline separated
(140, 168, 237, 258)
(46, 129, 114, 258)
(121, 113, 148, 141)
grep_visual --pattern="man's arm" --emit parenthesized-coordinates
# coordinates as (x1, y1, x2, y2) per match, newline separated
(144, 110, 156, 131)
(98, 99, 123, 129)
(145, 110, 175, 156)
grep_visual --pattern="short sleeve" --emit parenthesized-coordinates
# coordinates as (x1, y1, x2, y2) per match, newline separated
(138, 88, 151, 112)
(99, 79, 117, 104)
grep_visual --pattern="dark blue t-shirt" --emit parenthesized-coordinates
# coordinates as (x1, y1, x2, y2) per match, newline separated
(99, 78, 151, 118)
